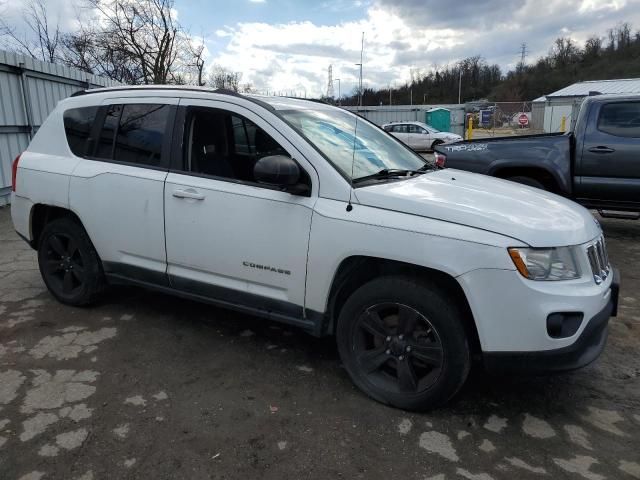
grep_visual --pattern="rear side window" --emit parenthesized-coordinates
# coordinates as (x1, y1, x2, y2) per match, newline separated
(63, 107, 99, 157)
(597, 102, 640, 138)
(92, 104, 170, 166)
(113, 104, 169, 166)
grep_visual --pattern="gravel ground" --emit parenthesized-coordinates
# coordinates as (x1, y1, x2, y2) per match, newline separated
(0, 206, 639, 480)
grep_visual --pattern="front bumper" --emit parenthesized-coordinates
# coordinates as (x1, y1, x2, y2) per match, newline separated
(483, 268, 619, 374)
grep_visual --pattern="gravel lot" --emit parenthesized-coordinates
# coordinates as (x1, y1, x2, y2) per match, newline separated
(0, 206, 639, 480)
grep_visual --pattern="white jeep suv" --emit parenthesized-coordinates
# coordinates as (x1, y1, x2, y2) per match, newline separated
(11, 86, 619, 410)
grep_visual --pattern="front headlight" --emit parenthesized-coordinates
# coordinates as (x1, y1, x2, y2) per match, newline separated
(508, 247, 580, 281)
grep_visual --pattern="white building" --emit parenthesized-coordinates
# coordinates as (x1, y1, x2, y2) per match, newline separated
(533, 78, 640, 133)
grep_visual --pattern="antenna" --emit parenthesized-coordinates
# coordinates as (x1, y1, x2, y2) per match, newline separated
(346, 114, 359, 212)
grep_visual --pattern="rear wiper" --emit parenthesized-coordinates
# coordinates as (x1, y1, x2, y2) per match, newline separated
(352, 168, 424, 184)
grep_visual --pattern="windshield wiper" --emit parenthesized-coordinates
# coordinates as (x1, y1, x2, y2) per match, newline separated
(417, 162, 436, 172)
(352, 168, 424, 184)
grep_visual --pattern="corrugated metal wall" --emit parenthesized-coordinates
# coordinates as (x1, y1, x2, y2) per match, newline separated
(342, 104, 467, 137)
(0, 49, 120, 205)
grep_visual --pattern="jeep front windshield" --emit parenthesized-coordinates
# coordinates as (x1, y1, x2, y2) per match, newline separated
(279, 108, 430, 181)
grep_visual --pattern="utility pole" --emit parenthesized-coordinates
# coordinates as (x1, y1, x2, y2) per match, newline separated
(335, 78, 341, 105)
(458, 68, 462, 105)
(423, 93, 427, 104)
(410, 88, 413, 106)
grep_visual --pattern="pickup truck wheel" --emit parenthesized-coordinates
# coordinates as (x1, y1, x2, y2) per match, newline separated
(336, 276, 470, 411)
(37, 218, 105, 306)
(507, 175, 547, 190)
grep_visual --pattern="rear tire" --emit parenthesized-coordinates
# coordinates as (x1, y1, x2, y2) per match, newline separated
(336, 276, 470, 411)
(507, 175, 546, 190)
(38, 217, 105, 306)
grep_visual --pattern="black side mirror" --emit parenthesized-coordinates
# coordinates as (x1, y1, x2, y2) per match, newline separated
(254, 155, 301, 187)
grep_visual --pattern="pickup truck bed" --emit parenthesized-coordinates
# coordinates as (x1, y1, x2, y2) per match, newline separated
(435, 94, 640, 213)
(437, 133, 573, 195)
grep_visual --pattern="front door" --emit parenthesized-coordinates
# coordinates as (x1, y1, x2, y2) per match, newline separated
(164, 100, 317, 318)
(575, 100, 640, 209)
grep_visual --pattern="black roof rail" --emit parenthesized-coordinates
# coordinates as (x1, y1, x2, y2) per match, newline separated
(67, 85, 276, 111)
(283, 96, 329, 105)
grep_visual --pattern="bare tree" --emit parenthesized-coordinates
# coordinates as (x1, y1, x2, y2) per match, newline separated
(551, 37, 580, 68)
(208, 64, 242, 91)
(60, 0, 207, 85)
(186, 38, 206, 86)
(0, 0, 61, 62)
(584, 36, 602, 59)
(82, 0, 179, 84)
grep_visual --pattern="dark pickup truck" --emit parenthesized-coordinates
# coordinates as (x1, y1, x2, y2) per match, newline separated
(435, 94, 640, 214)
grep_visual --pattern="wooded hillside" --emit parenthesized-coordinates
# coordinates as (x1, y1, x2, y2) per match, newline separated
(342, 23, 640, 106)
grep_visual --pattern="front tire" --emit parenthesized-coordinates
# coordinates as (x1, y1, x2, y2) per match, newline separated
(38, 217, 105, 306)
(336, 276, 470, 411)
(431, 139, 444, 151)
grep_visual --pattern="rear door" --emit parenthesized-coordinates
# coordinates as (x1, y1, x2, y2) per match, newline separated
(407, 124, 430, 150)
(69, 98, 176, 283)
(575, 100, 640, 208)
(389, 124, 409, 145)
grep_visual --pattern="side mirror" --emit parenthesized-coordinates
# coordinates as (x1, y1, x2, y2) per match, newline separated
(254, 155, 301, 187)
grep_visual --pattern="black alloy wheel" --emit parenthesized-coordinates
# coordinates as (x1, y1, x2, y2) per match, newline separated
(336, 276, 470, 411)
(354, 303, 443, 394)
(37, 217, 105, 306)
(42, 232, 86, 297)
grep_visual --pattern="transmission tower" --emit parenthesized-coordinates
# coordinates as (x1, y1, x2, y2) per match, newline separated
(326, 65, 334, 99)
(518, 43, 528, 67)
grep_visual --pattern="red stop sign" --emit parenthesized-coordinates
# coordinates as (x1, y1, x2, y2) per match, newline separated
(518, 113, 529, 126)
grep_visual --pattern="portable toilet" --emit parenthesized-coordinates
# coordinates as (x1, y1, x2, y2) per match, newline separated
(425, 108, 451, 132)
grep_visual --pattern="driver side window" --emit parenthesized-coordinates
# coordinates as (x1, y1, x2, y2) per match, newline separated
(185, 107, 289, 182)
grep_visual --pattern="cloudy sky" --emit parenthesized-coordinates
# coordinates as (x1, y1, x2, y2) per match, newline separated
(3, 0, 640, 96)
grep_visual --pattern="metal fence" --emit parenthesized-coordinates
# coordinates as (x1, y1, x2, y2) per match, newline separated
(467, 101, 545, 139)
(342, 104, 467, 137)
(0, 50, 120, 205)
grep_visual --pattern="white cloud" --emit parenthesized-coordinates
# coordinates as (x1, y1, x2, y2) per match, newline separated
(206, 6, 460, 97)
(206, 0, 640, 97)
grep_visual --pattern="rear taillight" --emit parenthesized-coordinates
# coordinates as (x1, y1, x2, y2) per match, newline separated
(11, 154, 22, 192)
(434, 151, 446, 168)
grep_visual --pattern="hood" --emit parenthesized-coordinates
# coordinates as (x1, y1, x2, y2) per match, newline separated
(354, 169, 601, 247)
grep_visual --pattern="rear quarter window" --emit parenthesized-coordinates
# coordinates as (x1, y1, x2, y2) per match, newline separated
(63, 106, 100, 157)
(597, 102, 640, 138)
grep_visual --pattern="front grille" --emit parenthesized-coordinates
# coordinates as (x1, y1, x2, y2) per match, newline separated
(586, 237, 610, 284)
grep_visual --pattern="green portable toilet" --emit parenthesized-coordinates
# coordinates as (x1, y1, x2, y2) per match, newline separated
(425, 108, 451, 132)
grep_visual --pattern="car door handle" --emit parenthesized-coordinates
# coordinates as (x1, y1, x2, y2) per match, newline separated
(173, 188, 205, 200)
(588, 146, 615, 154)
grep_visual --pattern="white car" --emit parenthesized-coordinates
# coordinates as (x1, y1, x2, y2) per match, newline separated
(383, 121, 462, 151)
(11, 86, 618, 411)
